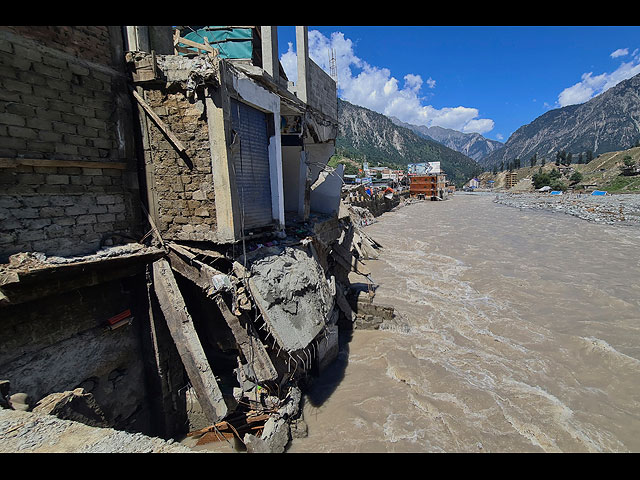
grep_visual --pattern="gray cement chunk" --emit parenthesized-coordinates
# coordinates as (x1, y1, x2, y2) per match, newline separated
(243, 245, 333, 352)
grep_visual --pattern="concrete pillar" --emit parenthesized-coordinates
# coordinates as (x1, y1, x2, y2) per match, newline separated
(298, 151, 308, 218)
(295, 26, 309, 103)
(261, 26, 279, 81)
(124, 26, 150, 52)
(124, 26, 173, 54)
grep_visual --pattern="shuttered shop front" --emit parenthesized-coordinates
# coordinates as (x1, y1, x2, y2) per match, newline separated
(230, 99, 273, 230)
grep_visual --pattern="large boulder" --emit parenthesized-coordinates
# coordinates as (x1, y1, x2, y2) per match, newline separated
(33, 388, 109, 428)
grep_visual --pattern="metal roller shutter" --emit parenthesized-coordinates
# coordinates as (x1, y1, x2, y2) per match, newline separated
(230, 98, 273, 230)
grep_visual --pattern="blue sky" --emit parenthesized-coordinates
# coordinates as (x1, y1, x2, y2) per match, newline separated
(276, 26, 640, 143)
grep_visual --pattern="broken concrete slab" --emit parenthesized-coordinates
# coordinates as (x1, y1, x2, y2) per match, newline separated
(315, 324, 339, 372)
(310, 164, 343, 215)
(349, 290, 396, 330)
(237, 245, 333, 353)
(0, 245, 165, 306)
(243, 416, 290, 453)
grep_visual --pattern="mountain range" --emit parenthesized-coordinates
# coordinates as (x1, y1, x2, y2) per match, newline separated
(336, 72, 640, 183)
(336, 98, 481, 186)
(480, 72, 640, 169)
(389, 118, 503, 163)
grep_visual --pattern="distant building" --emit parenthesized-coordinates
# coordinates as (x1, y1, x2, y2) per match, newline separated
(409, 173, 447, 199)
(505, 171, 518, 189)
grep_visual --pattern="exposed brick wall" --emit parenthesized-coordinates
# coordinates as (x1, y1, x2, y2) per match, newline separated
(0, 26, 113, 66)
(142, 87, 217, 241)
(0, 165, 138, 258)
(0, 29, 121, 161)
(308, 59, 337, 120)
(0, 27, 141, 260)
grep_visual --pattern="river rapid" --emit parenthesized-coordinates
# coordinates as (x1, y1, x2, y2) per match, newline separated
(288, 193, 640, 453)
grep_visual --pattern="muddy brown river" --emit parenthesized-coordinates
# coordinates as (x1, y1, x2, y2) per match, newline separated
(288, 193, 640, 453)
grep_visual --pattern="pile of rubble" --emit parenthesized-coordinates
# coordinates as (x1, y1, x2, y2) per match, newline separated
(1, 201, 399, 453)
(494, 192, 640, 226)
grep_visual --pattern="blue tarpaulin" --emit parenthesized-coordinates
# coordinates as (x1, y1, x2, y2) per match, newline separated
(591, 190, 607, 196)
(181, 27, 254, 59)
(550, 191, 563, 195)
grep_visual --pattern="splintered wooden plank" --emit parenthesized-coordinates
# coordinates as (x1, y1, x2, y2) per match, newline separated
(167, 248, 223, 295)
(214, 295, 278, 383)
(152, 258, 227, 424)
(132, 90, 187, 154)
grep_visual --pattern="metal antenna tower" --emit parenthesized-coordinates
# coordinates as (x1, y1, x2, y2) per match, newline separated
(329, 48, 338, 83)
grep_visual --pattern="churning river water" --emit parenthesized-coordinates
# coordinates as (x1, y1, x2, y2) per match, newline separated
(288, 193, 640, 453)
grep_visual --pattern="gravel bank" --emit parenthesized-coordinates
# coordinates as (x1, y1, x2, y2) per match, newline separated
(494, 192, 640, 227)
(0, 408, 197, 453)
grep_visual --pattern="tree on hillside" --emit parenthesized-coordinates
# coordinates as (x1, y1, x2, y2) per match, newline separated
(556, 150, 568, 166)
(586, 150, 594, 163)
(620, 155, 638, 176)
(532, 169, 567, 190)
(530, 153, 537, 168)
(569, 171, 583, 184)
(565, 153, 573, 165)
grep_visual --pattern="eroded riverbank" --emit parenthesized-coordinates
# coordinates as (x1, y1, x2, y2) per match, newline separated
(494, 191, 640, 226)
(288, 194, 640, 452)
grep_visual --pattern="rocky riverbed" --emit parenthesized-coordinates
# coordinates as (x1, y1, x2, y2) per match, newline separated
(494, 192, 640, 226)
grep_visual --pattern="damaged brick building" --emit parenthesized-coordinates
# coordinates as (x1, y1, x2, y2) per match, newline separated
(0, 25, 382, 451)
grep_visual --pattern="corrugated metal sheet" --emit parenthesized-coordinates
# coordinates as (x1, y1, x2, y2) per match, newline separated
(231, 98, 273, 230)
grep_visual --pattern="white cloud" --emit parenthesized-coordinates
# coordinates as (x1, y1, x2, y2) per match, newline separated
(557, 49, 640, 107)
(611, 48, 628, 58)
(280, 29, 494, 135)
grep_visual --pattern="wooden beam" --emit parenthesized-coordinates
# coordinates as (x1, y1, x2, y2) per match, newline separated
(173, 34, 218, 56)
(132, 90, 187, 155)
(152, 258, 227, 424)
(0, 158, 128, 170)
(166, 247, 224, 295)
(214, 295, 278, 383)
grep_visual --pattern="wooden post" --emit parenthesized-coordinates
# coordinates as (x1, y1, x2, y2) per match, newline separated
(214, 295, 278, 383)
(152, 258, 227, 424)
